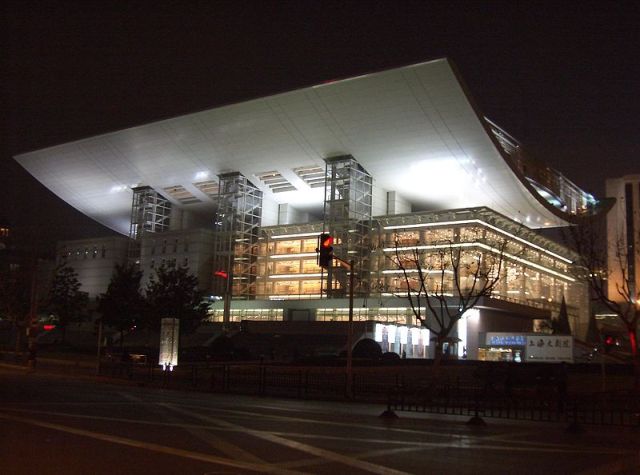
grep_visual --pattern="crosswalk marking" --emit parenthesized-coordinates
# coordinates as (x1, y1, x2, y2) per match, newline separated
(162, 403, 412, 475)
(0, 411, 302, 474)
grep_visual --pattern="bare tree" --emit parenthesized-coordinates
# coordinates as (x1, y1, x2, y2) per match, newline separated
(563, 219, 639, 361)
(390, 231, 510, 365)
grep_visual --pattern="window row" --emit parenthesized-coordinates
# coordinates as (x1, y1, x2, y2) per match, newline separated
(61, 246, 107, 260)
(149, 257, 189, 269)
(149, 238, 189, 255)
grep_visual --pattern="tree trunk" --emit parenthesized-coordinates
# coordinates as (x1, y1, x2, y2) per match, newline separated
(627, 326, 637, 357)
(627, 325, 639, 391)
(13, 320, 22, 355)
(431, 336, 445, 380)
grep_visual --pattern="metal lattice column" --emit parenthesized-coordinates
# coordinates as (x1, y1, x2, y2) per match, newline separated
(323, 155, 373, 297)
(128, 186, 171, 263)
(213, 173, 263, 300)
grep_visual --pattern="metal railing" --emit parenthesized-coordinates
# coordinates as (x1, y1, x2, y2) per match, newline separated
(386, 383, 640, 427)
(5, 352, 638, 428)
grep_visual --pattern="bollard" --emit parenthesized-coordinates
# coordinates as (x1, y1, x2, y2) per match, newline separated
(467, 388, 486, 426)
(565, 398, 584, 434)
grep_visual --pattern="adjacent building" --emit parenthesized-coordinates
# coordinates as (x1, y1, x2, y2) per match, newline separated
(605, 175, 640, 305)
(56, 236, 129, 299)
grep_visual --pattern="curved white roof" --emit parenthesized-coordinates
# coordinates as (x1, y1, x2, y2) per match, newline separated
(15, 58, 577, 235)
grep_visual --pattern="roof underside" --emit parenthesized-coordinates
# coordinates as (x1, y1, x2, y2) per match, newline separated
(15, 58, 578, 235)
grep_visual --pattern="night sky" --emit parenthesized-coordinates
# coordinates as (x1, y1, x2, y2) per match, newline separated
(2, 0, 639, 246)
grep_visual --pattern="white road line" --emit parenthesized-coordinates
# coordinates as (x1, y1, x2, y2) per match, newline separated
(160, 401, 627, 452)
(123, 392, 269, 467)
(2, 405, 633, 458)
(163, 403, 412, 475)
(0, 411, 299, 474)
(264, 430, 634, 456)
(278, 446, 428, 471)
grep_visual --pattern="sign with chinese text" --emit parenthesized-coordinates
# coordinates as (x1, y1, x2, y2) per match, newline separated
(525, 335, 573, 363)
(487, 334, 527, 346)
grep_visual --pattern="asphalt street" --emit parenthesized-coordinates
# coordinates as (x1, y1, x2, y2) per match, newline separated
(0, 366, 638, 474)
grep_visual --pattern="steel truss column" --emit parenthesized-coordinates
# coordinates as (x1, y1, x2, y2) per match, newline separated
(323, 155, 373, 297)
(128, 186, 172, 264)
(213, 173, 263, 304)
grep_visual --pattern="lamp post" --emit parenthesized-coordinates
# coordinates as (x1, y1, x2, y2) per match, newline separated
(346, 259, 355, 399)
(26, 254, 39, 371)
(333, 256, 354, 399)
(96, 318, 103, 375)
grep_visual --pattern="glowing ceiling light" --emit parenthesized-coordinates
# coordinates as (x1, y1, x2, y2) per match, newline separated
(383, 242, 575, 282)
(383, 218, 572, 263)
(270, 252, 317, 259)
(195, 171, 209, 180)
(270, 232, 320, 239)
(407, 159, 472, 201)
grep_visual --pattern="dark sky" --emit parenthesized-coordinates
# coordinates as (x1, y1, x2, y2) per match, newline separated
(2, 0, 639, 245)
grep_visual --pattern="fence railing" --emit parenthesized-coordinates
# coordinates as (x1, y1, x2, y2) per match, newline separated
(4, 352, 637, 428)
(386, 383, 640, 427)
(91, 360, 640, 427)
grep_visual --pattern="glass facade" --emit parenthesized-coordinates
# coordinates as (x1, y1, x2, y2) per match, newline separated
(207, 308, 283, 323)
(251, 208, 588, 329)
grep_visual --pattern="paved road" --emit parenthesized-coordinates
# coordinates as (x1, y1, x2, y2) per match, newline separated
(0, 366, 638, 474)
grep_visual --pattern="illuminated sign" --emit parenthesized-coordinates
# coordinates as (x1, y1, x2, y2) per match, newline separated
(526, 335, 573, 362)
(159, 318, 179, 370)
(374, 323, 429, 346)
(488, 335, 527, 346)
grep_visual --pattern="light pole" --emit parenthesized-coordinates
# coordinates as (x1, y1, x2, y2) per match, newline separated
(333, 256, 354, 399)
(346, 259, 355, 399)
(26, 255, 39, 371)
(317, 233, 356, 398)
(96, 318, 103, 375)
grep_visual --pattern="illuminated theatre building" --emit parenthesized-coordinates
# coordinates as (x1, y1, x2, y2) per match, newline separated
(16, 59, 605, 361)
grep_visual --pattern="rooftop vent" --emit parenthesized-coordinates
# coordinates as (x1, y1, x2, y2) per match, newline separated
(294, 165, 326, 188)
(256, 171, 296, 193)
(193, 180, 220, 199)
(163, 185, 202, 205)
